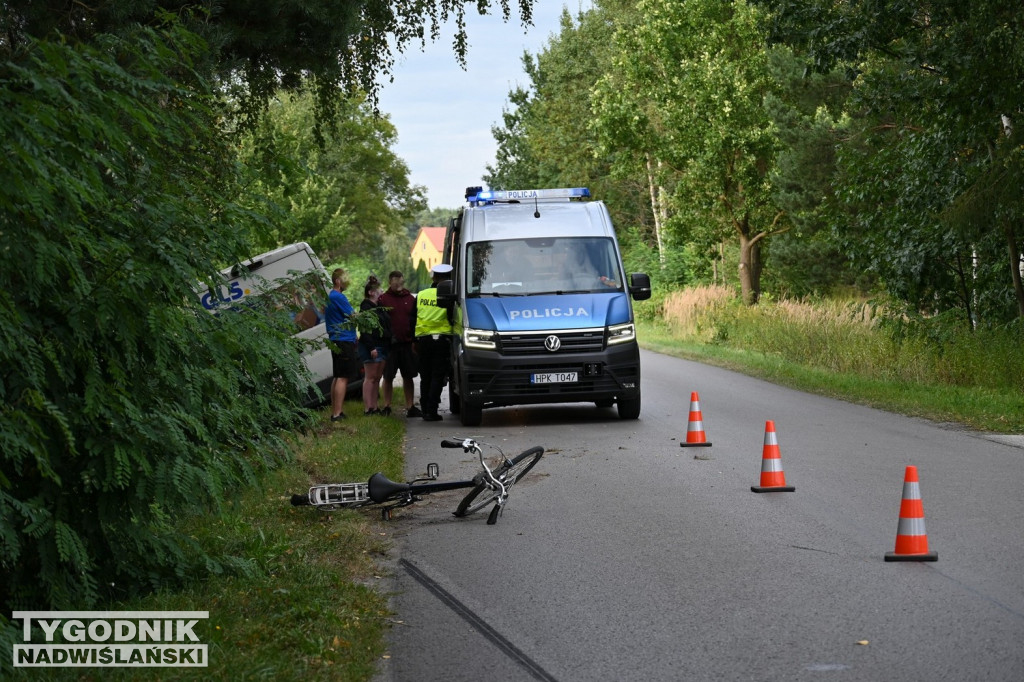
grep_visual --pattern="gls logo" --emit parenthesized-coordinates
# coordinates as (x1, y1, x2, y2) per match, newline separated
(509, 307, 589, 321)
(200, 282, 245, 310)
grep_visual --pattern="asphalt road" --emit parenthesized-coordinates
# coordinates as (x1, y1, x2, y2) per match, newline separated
(373, 348, 1024, 681)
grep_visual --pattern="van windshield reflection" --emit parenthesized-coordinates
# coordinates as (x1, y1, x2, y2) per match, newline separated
(466, 237, 622, 297)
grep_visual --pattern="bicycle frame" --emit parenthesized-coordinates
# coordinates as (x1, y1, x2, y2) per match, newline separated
(368, 438, 511, 522)
(292, 438, 540, 524)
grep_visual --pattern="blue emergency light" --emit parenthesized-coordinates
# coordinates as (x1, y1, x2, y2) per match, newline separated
(468, 187, 591, 204)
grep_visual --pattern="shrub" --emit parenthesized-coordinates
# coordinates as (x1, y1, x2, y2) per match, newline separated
(0, 24, 310, 622)
(660, 287, 1024, 393)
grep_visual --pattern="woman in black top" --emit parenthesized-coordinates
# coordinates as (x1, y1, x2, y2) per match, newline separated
(358, 276, 391, 415)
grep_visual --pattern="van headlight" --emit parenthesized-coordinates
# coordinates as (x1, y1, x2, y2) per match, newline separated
(607, 322, 635, 345)
(464, 328, 497, 350)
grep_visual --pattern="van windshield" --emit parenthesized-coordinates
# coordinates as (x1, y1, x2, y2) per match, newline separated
(247, 271, 328, 332)
(466, 237, 623, 296)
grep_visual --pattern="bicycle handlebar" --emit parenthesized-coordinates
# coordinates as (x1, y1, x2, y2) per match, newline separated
(440, 438, 465, 449)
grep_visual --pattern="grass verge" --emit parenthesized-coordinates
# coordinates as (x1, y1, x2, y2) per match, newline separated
(8, 397, 405, 681)
(639, 320, 1024, 433)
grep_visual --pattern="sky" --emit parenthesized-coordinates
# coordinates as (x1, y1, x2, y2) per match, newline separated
(375, 1, 590, 210)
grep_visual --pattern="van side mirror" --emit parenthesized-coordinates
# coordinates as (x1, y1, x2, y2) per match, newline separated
(436, 279, 455, 301)
(628, 273, 651, 301)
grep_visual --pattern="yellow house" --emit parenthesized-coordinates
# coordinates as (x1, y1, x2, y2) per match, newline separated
(411, 226, 446, 272)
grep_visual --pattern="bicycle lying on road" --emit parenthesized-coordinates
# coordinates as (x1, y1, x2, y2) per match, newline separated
(290, 438, 544, 525)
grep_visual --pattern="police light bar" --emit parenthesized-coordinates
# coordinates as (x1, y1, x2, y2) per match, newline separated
(469, 187, 590, 203)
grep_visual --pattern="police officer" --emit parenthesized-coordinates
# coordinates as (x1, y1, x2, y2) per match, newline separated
(414, 264, 454, 421)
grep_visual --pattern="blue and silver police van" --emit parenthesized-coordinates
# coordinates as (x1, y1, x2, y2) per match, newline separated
(438, 187, 651, 426)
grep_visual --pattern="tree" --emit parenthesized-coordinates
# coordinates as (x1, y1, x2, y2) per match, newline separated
(594, 0, 786, 303)
(238, 90, 426, 261)
(486, 83, 544, 190)
(2, 0, 538, 134)
(0, 24, 307, 617)
(761, 46, 868, 297)
(486, 2, 656, 272)
(762, 0, 1024, 324)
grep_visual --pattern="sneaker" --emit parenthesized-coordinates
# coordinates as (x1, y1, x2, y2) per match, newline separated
(421, 413, 443, 422)
(380, 406, 392, 417)
(363, 408, 380, 417)
(406, 406, 423, 418)
(330, 413, 346, 422)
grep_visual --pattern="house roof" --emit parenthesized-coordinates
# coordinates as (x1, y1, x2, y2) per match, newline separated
(420, 227, 446, 251)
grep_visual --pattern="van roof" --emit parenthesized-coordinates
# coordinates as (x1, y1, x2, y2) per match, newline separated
(461, 200, 614, 242)
(228, 242, 313, 273)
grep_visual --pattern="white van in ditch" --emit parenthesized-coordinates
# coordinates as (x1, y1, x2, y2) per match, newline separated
(438, 187, 651, 426)
(197, 242, 356, 404)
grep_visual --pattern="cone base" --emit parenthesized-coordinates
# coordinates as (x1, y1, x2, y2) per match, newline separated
(680, 442, 712, 448)
(885, 551, 937, 562)
(751, 485, 795, 493)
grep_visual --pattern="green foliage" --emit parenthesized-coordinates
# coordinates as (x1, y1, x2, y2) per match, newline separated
(492, 0, 1024, 322)
(762, 0, 1024, 325)
(415, 206, 459, 231)
(486, 3, 651, 230)
(594, 0, 786, 304)
(1, 0, 538, 136)
(2, 406, 407, 680)
(0, 25, 310, 614)
(414, 260, 432, 293)
(237, 90, 426, 262)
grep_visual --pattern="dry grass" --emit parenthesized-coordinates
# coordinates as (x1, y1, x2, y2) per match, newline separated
(658, 287, 1024, 393)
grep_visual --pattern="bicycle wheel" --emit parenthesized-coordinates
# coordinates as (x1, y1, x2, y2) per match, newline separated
(453, 446, 544, 517)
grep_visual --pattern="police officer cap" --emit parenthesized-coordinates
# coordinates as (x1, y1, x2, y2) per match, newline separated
(431, 264, 453, 275)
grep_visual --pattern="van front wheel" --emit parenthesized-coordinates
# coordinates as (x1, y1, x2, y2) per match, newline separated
(460, 401, 483, 427)
(617, 393, 641, 420)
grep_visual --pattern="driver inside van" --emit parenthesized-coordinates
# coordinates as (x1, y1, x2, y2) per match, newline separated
(566, 249, 617, 290)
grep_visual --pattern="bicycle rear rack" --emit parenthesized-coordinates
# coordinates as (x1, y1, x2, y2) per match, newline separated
(308, 482, 370, 509)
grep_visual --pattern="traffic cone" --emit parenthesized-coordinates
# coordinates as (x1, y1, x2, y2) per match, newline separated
(751, 420, 795, 492)
(679, 392, 712, 448)
(885, 465, 937, 561)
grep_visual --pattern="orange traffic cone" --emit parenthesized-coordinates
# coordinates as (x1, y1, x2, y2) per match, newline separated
(885, 465, 937, 561)
(679, 392, 712, 448)
(751, 420, 795, 492)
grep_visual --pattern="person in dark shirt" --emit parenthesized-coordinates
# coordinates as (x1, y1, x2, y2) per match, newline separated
(378, 270, 421, 417)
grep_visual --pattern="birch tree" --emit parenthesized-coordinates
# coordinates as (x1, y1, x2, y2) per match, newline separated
(594, 0, 785, 303)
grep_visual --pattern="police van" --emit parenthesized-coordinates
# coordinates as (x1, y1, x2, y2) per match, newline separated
(438, 187, 651, 426)
(197, 242, 355, 405)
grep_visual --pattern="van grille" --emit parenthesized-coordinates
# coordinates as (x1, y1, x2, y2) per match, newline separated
(497, 329, 605, 356)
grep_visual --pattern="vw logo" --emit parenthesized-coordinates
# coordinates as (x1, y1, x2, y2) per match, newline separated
(544, 335, 561, 352)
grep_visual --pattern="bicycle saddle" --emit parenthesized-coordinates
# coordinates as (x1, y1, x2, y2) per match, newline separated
(368, 472, 410, 503)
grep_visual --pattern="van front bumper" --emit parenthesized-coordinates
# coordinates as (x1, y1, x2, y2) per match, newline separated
(455, 341, 640, 407)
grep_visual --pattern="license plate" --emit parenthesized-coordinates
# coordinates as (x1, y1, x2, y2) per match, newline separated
(531, 372, 578, 384)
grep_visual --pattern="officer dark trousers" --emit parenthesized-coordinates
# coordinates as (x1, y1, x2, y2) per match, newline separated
(417, 335, 451, 418)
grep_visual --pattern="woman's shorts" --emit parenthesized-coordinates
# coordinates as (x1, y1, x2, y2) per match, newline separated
(358, 344, 388, 364)
(331, 341, 360, 380)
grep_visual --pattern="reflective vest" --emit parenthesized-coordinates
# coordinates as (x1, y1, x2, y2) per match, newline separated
(414, 287, 453, 337)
